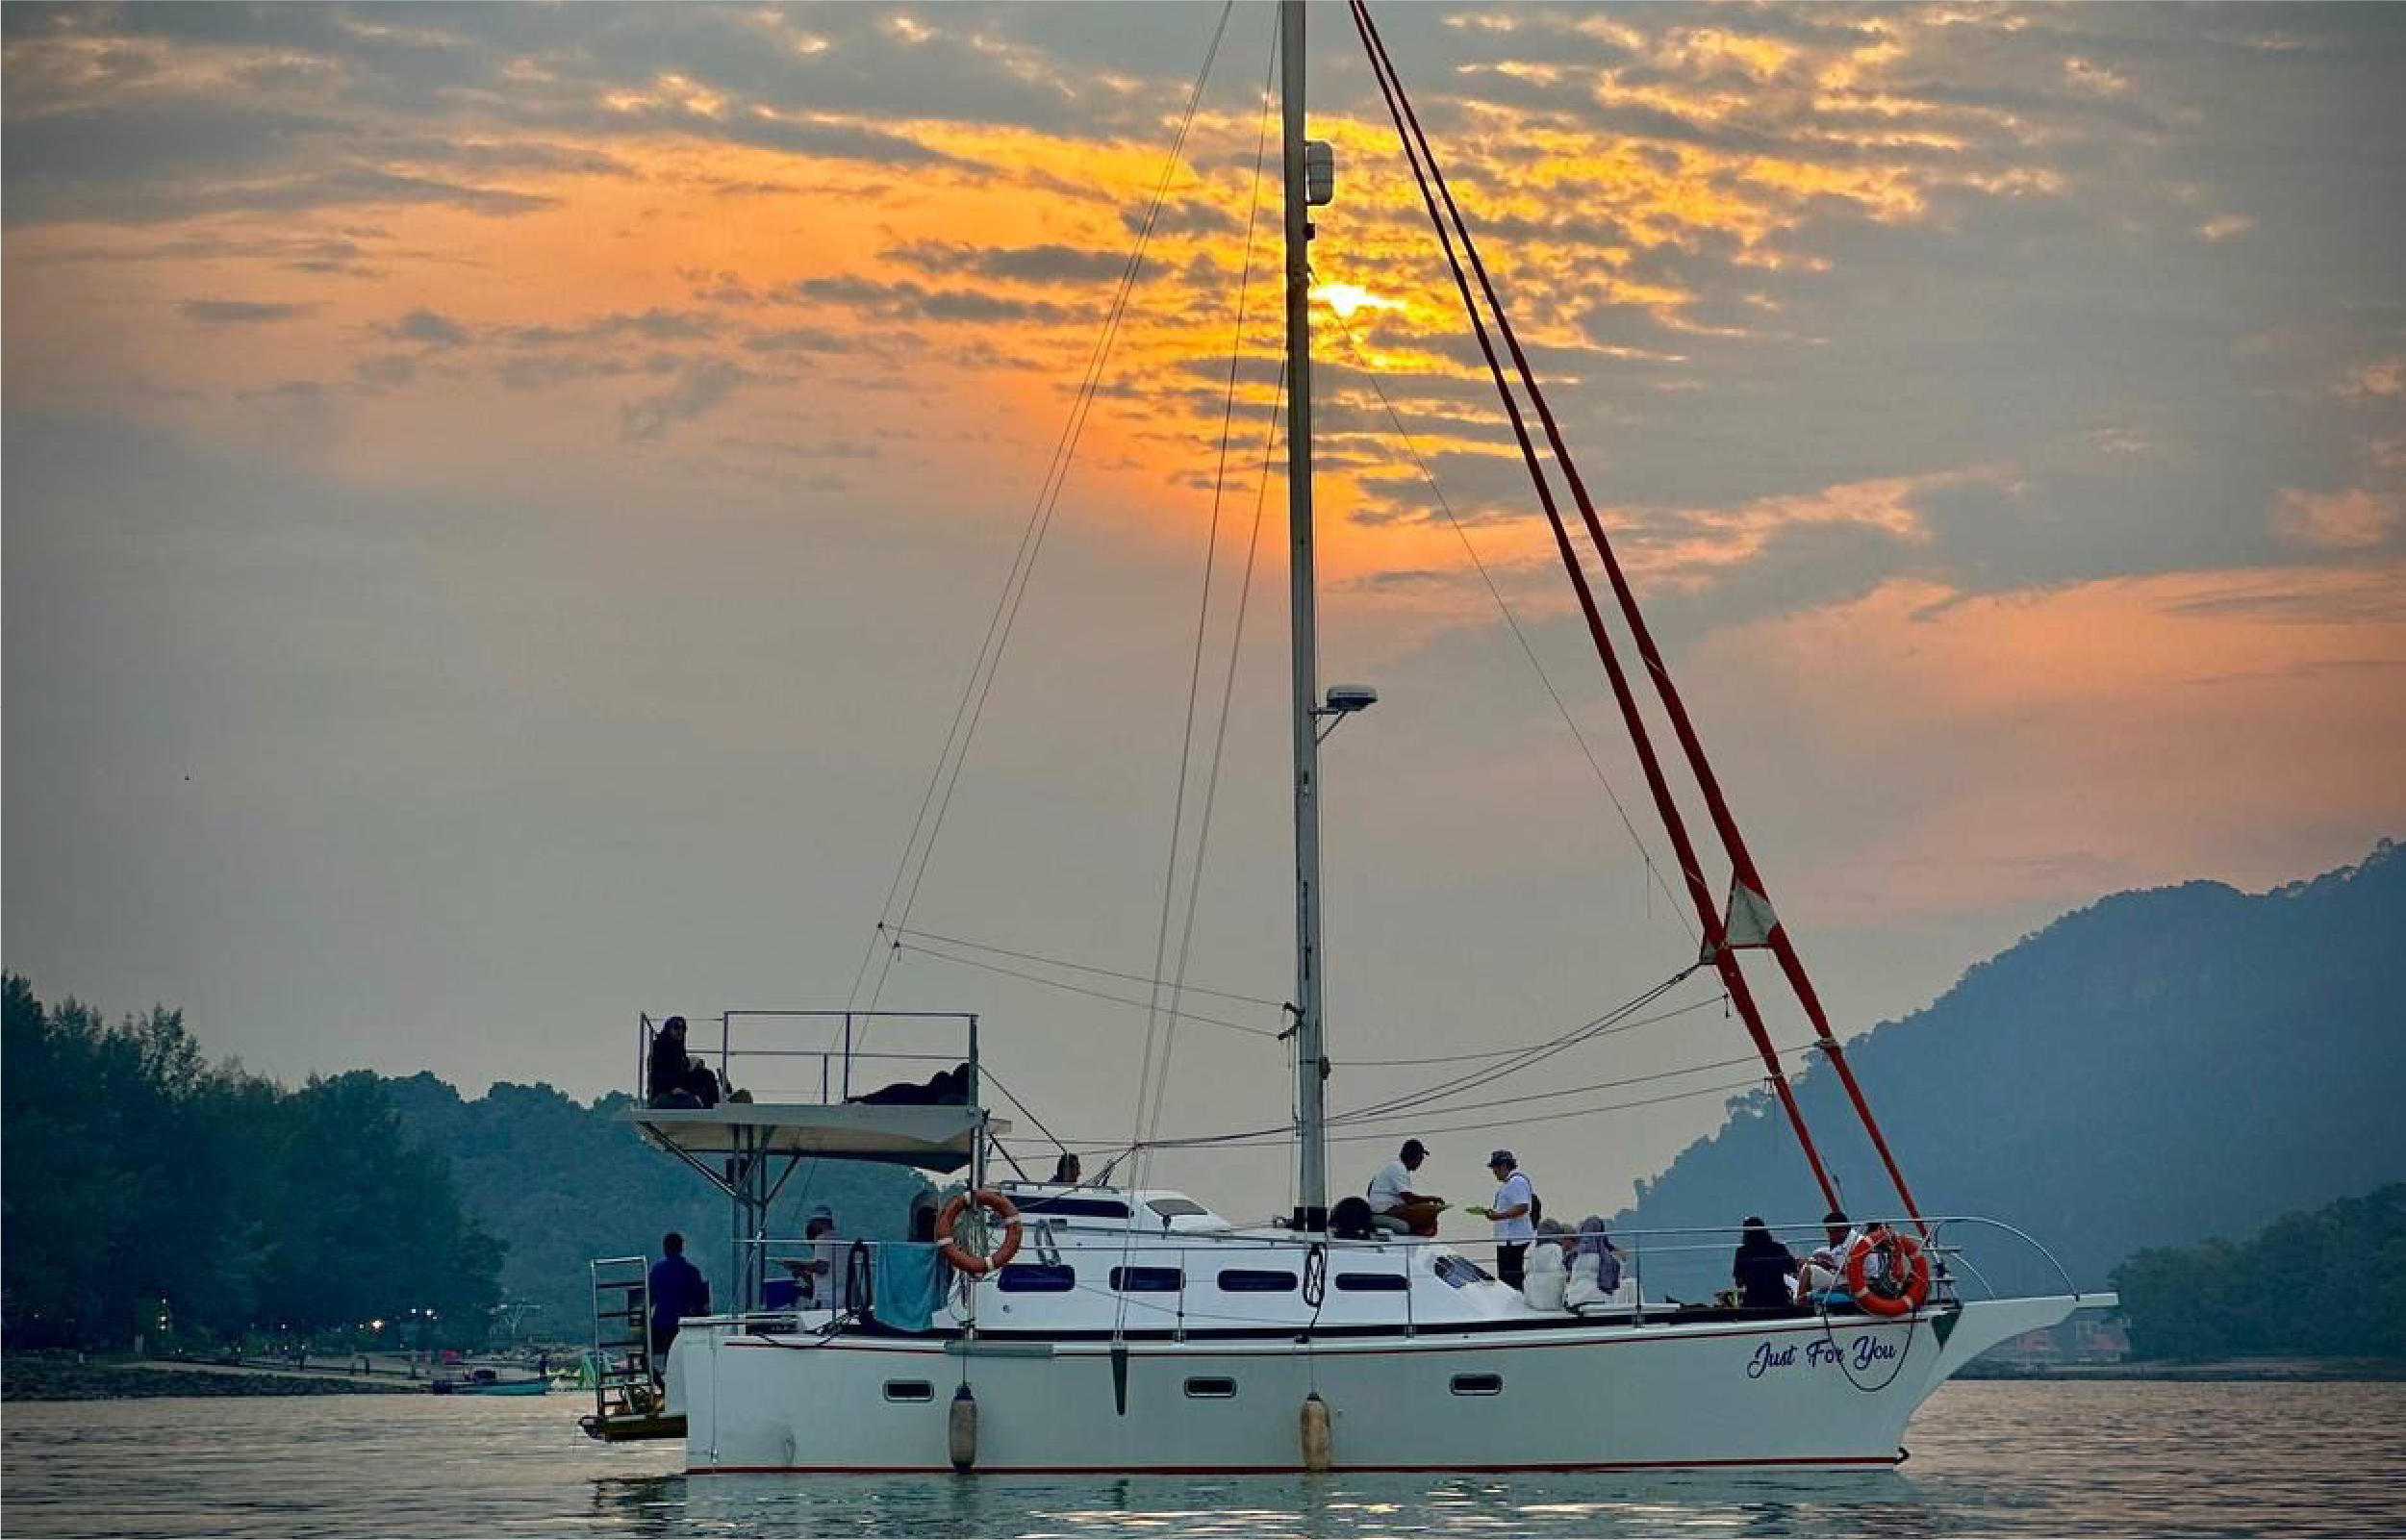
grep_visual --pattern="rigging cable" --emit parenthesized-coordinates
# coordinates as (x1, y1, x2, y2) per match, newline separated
(1348, 0, 1841, 1213)
(1133, 23, 1284, 1168)
(885, 925, 1281, 1008)
(889, 939, 1279, 1040)
(1319, 302, 1693, 943)
(846, 0, 1241, 1037)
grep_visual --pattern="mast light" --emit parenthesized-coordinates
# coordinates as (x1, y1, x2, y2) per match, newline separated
(1304, 140, 1336, 206)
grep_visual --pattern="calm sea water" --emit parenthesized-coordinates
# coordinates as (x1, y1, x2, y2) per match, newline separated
(5, 1380, 2403, 1536)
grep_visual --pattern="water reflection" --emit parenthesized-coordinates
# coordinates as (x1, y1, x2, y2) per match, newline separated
(5, 1383, 2405, 1537)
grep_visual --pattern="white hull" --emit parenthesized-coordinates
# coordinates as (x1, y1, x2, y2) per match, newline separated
(670, 1296, 2083, 1475)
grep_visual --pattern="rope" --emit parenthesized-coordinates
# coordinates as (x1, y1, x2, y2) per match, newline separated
(1320, 301, 1694, 943)
(1133, 21, 1281, 1166)
(891, 939, 1279, 1040)
(848, 0, 1240, 1035)
(1332, 993, 1723, 1067)
(887, 926, 1281, 1007)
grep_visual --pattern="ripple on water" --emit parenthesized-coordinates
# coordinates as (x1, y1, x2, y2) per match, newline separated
(4, 1381, 2404, 1537)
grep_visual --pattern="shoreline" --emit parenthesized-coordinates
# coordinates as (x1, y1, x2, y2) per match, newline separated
(6, 1354, 433, 1401)
(1958, 1355, 2406, 1382)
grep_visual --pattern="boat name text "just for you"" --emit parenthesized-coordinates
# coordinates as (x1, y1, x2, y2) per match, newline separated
(1744, 1336, 1899, 1378)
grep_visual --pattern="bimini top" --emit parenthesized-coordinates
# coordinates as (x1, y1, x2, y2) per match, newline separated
(627, 1102, 1007, 1174)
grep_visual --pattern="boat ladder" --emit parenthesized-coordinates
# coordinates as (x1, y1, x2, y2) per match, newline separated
(579, 1255, 684, 1441)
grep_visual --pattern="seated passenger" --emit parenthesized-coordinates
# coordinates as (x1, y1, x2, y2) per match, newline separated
(1732, 1216, 1797, 1309)
(1796, 1208, 1861, 1305)
(1364, 1138, 1442, 1237)
(1522, 1219, 1571, 1310)
(646, 1017, 720, 1108)
(1564, 1216, 1624, 1315)
(1051, 1151, 1083, 1185)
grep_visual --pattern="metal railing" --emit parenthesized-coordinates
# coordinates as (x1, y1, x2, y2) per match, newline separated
(685, 1213, 2082, 1338)
(636, 1009, 979, 1107)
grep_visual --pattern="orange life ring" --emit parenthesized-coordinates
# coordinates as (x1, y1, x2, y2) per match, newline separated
(1844, 1230, 1931, 1317)
(936, 1190, 1023, 1277)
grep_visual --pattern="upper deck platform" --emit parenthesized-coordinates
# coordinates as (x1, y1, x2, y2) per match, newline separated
(627, 1101, 1003, 1172)
(627, 1007, 1004, 1174)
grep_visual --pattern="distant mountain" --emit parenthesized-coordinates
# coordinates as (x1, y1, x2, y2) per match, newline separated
(1615, 841, 2406, 1299)
(376, 1074, 929, 1341)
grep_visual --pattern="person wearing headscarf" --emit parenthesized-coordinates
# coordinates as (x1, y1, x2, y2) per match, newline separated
(1565, 1216, 1623, 1315)
(1732, 1216, 1798, 1309)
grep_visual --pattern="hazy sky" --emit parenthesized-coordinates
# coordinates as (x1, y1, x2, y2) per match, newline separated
(7, 2, 2402, 1221)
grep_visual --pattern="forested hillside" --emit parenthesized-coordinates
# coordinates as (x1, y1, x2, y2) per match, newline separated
(1616, 841, 2406, 1297)
(1, 977, 500, 1350)
(2114, 1185, 2405, 1358)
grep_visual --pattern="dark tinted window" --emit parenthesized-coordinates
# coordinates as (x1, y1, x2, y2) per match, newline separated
(1110, 1266, 1183, 1293)
(1433, 1254, 1493, 1290)
(1334, 1272, 1408, 1292)
(1217, 1269, 1298, 1293)
(996, 1263, 1076, 1293)
(1451, 1373, 1503, 1396)
(1184, 1376, 1237, 1398)
(883, 1380, 934, 1402)
(1017, 1196, 1132, 1220)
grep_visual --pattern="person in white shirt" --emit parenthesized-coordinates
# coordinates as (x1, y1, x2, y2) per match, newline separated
(1469, 1149, 1537, 1290)
(1797, 1208, 1862, 1304)
(1364, 1138, 1439, 1236)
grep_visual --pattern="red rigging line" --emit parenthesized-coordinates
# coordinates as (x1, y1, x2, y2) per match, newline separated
(1352, 0, 1927, 1232)
(1345, 0, 1837, 1216)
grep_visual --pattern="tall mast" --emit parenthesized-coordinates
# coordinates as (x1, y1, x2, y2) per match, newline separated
(1279, 0, 1330, 1218)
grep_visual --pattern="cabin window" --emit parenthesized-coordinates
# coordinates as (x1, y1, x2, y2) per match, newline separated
(996, 1263, 1076, 1293)
(1110, 1266, 1183, 1293)
(1334, 1272, 1408, 1293)
(1018, 1196, 1132, 1220)
(1148, 1198, 1208, 1219)
(1432, 1254, 1493, 1290)
(883, 1380, 934, 1402)
(1217, 1269, 1299, 1293)
(1450, 1374, 1504, 1397)
(1184, 1376, 1237, 1399)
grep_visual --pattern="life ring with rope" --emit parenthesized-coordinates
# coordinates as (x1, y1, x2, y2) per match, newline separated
(936, 1190, 1023, 1277)
(1844, 1228, 1931, 1317)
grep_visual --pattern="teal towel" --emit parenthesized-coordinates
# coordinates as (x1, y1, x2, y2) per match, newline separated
(874, 1243, 949, 1332)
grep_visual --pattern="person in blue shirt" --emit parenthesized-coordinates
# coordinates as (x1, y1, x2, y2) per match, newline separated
(647, 1232, 711, 1380)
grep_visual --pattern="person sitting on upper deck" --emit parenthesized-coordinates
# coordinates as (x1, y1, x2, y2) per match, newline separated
(646, 1016, 721, 1109)
(1523, 1219, 1572, 1310)
(1051, 1151, 1083, 1186)
(647, 1232, 710, 1381)
(1564, 1216, 1624, 1315)
(1365, 1138, 1442, 1237)
(1733, 1216, 1798, 1309)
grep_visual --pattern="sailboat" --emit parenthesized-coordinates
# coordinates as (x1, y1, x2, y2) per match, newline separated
(589, 0, 2106, 1475)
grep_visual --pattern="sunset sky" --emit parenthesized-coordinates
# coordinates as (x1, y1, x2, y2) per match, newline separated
(7, 2, 2402, 1216)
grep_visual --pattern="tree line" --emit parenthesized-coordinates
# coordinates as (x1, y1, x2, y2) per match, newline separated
(2, 974, 502, 1351)
(2113, 1184, 2404, 1359)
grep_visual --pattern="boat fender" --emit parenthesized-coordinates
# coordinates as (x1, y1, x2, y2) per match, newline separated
(1845, 1231, 1931, 1317)
(949, 1384, 977, 1472)
(936, 1190, 1024, 1277)
(1300, 1391, 1332, 1473)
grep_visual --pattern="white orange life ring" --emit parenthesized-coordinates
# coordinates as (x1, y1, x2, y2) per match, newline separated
(1844, 1230, 1931, 1317)
(936, 1190, 1023, 1276)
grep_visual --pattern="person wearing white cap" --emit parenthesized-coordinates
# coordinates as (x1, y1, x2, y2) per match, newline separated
(1468, 1149, 1537, 1290)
